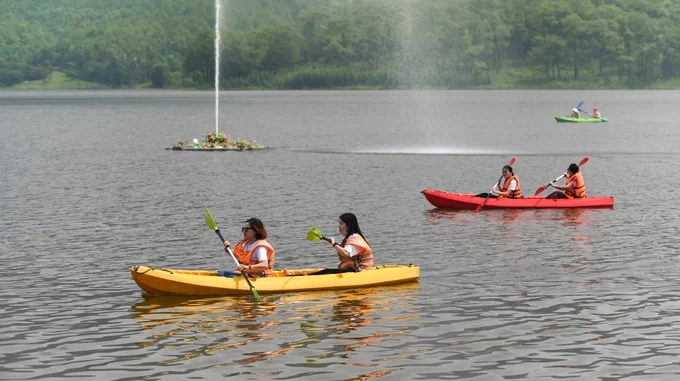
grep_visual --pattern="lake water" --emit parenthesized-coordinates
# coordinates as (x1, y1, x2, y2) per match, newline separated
(1, 89, 679, 380)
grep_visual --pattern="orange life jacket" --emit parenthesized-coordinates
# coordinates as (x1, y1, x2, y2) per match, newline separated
(338, 234, 374, 270)
(564, 172, 586, 198)
(499, 175, 521, 199)
(232, 239, 276, 275)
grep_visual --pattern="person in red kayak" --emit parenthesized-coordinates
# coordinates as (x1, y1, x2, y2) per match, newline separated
(493, 165, 521, 198)
(222, 217, 276, 277)
(592, 107, 601, 118)
(476, 165, 521, 199)
(546, 163, 586, 199)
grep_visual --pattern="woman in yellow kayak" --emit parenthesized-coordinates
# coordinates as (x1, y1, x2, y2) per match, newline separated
(546, 163, 586, 199)
(223, 217, 276, 277)
(328, 213, 375, 272)
(303, 213, 376, 275)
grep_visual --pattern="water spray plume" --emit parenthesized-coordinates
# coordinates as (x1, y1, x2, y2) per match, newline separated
(214, 0, 221, 135)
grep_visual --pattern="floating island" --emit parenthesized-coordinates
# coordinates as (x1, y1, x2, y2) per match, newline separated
(167, 131, 267, 151)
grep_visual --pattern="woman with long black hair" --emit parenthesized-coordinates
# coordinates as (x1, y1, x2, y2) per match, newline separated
(327, 213, 375, 272)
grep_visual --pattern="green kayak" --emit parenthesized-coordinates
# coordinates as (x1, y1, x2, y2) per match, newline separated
(555, 116, 608, 123)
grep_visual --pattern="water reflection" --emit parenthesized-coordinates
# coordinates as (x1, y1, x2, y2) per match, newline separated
(423, 208, 461, 223)
(131, 295, 280, 369)
(131, 284, 420, 372)
(332, 290, 375, 334)
(561, 208, 587, 226)
(425, 207, 541, 225)
(426, 206, 606, 228)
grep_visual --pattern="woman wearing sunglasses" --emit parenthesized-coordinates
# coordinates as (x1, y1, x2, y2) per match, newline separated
(223, 217, 276, 277)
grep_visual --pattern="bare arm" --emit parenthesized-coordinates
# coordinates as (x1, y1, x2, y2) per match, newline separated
(329, 237, 351, 257)
(551, 176, 574, 191)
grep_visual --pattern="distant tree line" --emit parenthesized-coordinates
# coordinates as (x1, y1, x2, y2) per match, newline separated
(2, 0, 680, 89)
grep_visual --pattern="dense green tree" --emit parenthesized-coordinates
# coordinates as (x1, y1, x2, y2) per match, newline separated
(3, 0, 680, 89)
(256, 23, 303, 71)
(0, 68, 24, 86)
(150, 64, 169, 88)
(183, 31, 215, 85)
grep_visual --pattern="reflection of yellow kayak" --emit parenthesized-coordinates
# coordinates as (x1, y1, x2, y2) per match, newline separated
(130, 264, 420, 296)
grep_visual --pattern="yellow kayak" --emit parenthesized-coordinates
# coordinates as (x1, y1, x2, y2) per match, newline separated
(130, 264, 420, 296)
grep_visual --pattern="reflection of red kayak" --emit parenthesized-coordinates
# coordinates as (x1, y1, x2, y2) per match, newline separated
(421, 189, 614, 209)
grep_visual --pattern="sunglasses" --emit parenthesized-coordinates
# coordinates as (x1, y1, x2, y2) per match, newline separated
(241, 226, 253, 233)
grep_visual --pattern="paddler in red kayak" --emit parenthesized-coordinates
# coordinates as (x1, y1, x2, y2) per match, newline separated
(476, 165, 521, 199)
(546, 163, 586, 199)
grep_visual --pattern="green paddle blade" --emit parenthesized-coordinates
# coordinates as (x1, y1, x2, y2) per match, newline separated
(249, 285, 261, 300)
(306, 226, 323, 241)
(205, 208, 218, 231)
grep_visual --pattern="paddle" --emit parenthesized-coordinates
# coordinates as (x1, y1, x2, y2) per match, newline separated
(204, 208, 261, 300)
(476, 157, 516, 212)
(576, 100, 585, 112)
(306, 226, 361, 273)
(306, 226, 331, 243)
(533, 157, 589, 196)
(576, 101, 595, 117)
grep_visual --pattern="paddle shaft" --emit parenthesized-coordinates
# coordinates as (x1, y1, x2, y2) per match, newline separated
(212, 228, 240, 266)
(482, 174, 504, 204)
(212, 227, 260, 298)
(577, 103, 596, 117)
(548, 173, 567, 187)
(534, 173, 569, 195)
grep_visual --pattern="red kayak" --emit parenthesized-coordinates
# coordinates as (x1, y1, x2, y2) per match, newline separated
(422, 189, 614, 209)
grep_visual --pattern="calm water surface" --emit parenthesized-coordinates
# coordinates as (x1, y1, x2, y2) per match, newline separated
(1, 90, 679, 380)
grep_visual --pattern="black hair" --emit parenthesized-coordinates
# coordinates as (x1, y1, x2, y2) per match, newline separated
(245, 217, 267, 240)
(339, 213, 371, 248)
(568, 163, 580, 174)
(503, 165, 514, 175)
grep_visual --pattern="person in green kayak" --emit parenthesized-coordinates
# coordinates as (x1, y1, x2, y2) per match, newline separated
(222, 217, 276, 277)
(546, 163, 586, 199)
(570, 108, 580, 119)
(592, 107, 601, 118)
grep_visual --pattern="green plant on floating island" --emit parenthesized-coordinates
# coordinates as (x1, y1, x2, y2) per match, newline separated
(170, 131, 260, 150)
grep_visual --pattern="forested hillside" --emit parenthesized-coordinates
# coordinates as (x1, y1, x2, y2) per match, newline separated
(2, 0, 680, 89)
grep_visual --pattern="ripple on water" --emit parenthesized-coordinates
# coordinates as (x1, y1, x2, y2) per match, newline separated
(3, 91, 680, 379)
